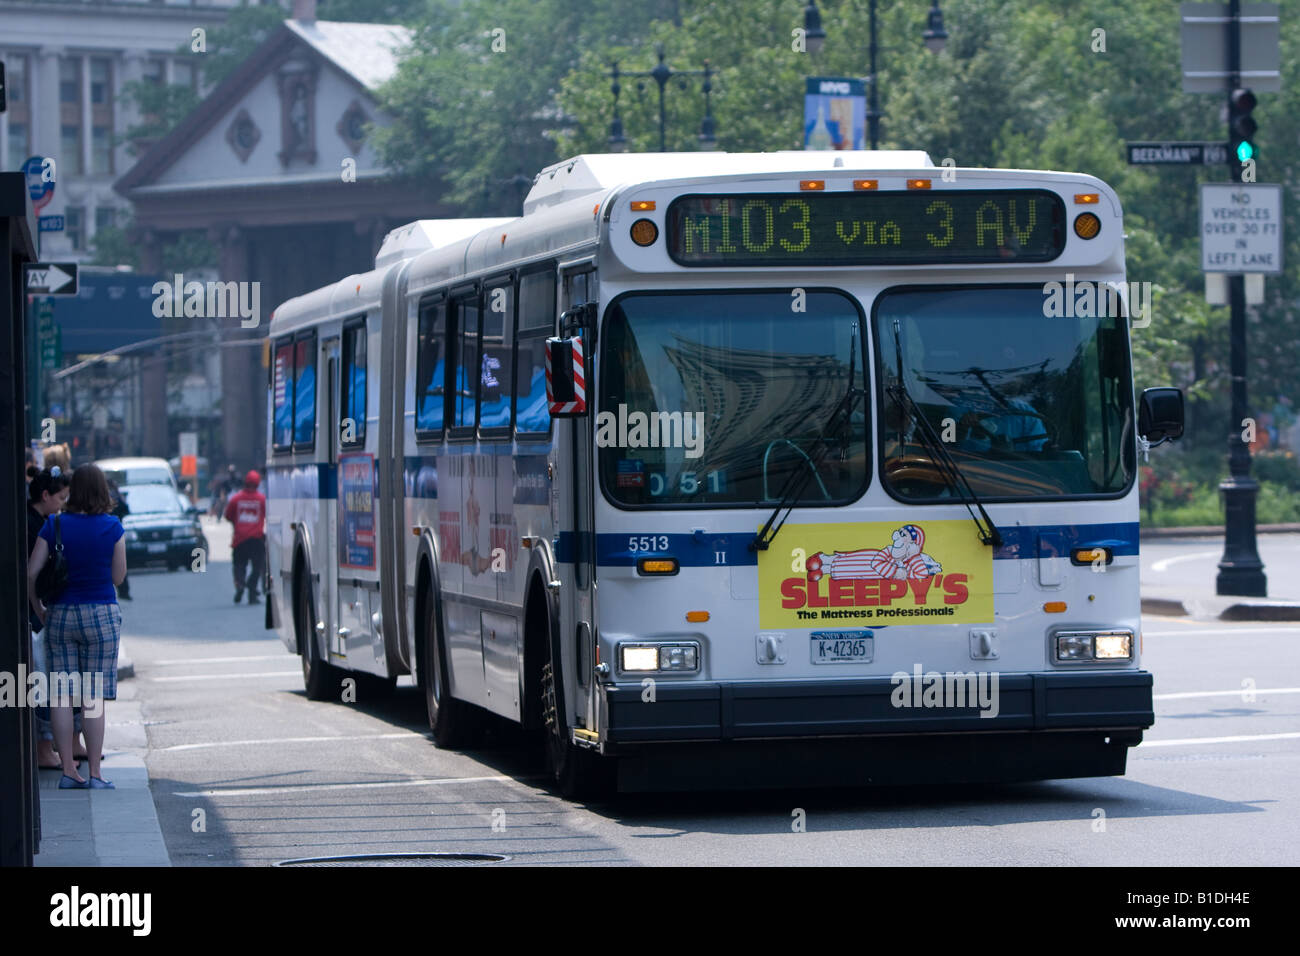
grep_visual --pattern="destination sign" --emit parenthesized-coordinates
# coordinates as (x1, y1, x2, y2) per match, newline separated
(666, 191, 1066, 266)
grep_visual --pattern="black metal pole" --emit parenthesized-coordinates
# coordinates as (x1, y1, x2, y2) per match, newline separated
(868, 0, 881, 149)
(1216, 0, 1266, 596)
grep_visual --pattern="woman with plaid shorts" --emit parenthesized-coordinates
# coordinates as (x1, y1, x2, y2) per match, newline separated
(27, 464, 127, 789)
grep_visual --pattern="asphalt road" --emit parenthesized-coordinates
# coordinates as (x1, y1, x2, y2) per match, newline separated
(1141, 533, 1300, 603)
(117, 520, 1299, 866)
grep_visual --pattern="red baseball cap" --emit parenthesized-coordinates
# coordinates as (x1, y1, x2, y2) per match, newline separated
(245, 470, 261, 487)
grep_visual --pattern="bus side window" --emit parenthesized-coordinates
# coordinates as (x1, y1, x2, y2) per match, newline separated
(341, 317, 366, 447)
(480, 280, 514, 434)
(515, 268, 556, 437)
(415, 299, 446, 438)
(453, 295, 481, 431)
(293, 333, 317, 450)
(272, 337, 294, 451)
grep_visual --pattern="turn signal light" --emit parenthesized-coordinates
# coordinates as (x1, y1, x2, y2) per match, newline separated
(1043, 601, 1068, 613)
(1070, 546, 1113, 567)
(637, 557, 678, 575)
(1074, 213, 1101, 239)
(630, 218, 659, 246)
(685, 610, 710, 623)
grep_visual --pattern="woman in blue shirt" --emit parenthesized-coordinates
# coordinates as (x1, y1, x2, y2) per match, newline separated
(27, 464, 127, 789)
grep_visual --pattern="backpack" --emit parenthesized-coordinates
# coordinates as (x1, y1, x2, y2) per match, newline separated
(35, 514, 68, 603)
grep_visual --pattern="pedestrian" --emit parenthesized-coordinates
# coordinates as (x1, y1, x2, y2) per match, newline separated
(224, 469, 266, 605)
(27, 464, 127, 789)
(26, 466, 85, 770)
(107, 478, 132, 601)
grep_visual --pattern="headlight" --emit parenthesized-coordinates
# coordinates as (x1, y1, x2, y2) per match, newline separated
(619, 642, 700, 673)
(125, 530, 138, 542)
(1054, 629, 1134, 662)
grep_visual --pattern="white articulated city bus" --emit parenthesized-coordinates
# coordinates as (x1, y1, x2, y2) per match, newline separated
(265, 151, 1184, 795)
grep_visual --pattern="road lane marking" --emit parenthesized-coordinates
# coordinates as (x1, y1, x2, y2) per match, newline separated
(1149, 550, 1221, 573)
(1155, 687, 1300, 701)
(150, 671, 302, 682)
(152, 655, 291, 665)
(162, 733, 418, 752)
(172, 775, 539, 797)
(1139, 731, 1300, 748)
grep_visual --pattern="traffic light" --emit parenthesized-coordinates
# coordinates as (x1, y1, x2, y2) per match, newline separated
(1229, 88, 1257, 164)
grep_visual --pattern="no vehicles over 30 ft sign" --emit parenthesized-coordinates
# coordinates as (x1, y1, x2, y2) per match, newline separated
(1201, 184, 1283, 274)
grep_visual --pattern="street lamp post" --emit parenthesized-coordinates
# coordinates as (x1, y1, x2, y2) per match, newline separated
(804, 0, 948, 150)
(608, 43, 717, 153)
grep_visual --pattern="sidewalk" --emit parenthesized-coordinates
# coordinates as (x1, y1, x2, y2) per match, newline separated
(33, 642, 170, 867)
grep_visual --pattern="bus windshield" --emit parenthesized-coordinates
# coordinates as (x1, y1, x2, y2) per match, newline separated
(874, 285, 1134, 500)
(599, 290, 867, 508)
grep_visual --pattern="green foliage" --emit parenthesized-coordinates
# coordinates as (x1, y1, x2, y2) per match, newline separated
(199, 3, 296, 89)
(89, 219, 217, 277)
(116, 81, 201, 157)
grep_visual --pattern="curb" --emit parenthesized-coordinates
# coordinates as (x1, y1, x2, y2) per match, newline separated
(117, 640, 134, 680)
(1219, 602, 1300, 622)
(1141, 597, 1189, 616)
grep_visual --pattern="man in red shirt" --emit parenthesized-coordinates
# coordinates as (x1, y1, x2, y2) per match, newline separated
(224, 470, 267, 605)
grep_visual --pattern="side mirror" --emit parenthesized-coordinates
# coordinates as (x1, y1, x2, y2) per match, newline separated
(545, 335, 587, 417)
(1138, 386, 1184, 447)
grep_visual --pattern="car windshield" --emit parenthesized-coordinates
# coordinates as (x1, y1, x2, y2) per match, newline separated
(599, 290, 867, 507)
(121, 484, 184, 515)
(104, 466, 172, 486)
(874, 285, 1135, 500)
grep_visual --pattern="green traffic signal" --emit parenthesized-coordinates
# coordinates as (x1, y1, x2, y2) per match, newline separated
(1237, 140, 1255, 163)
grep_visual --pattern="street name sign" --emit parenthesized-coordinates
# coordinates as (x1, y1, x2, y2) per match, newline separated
(25, 262, 78, 295)
(1201, 183, 1282, 273)
(38, 215, 64, 233)
(1127, 141, 1229, 165)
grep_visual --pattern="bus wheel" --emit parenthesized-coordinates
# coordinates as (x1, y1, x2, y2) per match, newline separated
(421, 585, 479, 748)
(298, 575, 338, 701)
(541, 650, 614, 800)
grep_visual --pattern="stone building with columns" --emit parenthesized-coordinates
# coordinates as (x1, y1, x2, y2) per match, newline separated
(113, 1, 450, 472)
(0, 0, 242, 257)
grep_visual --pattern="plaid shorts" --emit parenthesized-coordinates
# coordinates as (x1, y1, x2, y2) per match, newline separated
(45, 602, 121, 702)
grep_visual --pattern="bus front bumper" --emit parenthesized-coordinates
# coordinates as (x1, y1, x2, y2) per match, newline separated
(601, 671, 1153, 789)
(602, 670, 1153, 743)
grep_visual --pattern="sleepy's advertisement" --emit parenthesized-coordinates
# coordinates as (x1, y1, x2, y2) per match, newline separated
(757, 521, 994, 629)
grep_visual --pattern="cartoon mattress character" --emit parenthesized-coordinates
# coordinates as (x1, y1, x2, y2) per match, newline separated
(805, 524, 942, 582)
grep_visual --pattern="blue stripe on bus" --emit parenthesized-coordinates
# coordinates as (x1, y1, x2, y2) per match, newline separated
(267, 462, 337, 499)
(556, 521, 1140, 567)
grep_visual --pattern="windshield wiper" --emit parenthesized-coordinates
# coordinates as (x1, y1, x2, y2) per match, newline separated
(751, 326, 863, 552)
(887, 319, 1002, 548)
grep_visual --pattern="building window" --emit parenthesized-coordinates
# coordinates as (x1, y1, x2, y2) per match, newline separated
(143, 58, 165, 86)
(173, 60, 196, 91)
(60, 57, 84, 175)
(92, 127, 113, 176)
(4, 54, 31, 165)
(66, 206, 85, 251)
(61, 126, 83, 175)
(90, 58, 111, 104)
(95, 207, 117, 232)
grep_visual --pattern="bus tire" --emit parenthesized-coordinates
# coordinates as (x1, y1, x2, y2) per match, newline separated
(298, 572, 339, 701)
(541, 620, 614, 800)
(420, 575, 479, 748)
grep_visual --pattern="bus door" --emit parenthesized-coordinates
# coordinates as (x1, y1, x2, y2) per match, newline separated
(327, 334, 372, 669)
(560, 266, 598, 731)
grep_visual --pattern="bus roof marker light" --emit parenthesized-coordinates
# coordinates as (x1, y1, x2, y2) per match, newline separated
(1073, 213, 1101, 239)
(853, 179, 878, 190)
(1074, 193, 1100, 204)
(907, 179, 932, 189)
(800, 180, 825, 190)
(630, 219, 659, 246)
(630, 200, 656, 211)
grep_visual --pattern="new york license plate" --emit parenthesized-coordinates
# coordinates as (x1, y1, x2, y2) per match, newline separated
(811, 630, 873, 664)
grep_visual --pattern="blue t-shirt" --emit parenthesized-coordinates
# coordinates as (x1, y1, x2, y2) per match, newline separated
(38, 513, 123, 605)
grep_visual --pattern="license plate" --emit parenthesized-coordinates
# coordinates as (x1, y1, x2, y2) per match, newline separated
(811, 630, 873, 664)
(147, 542, 167, 553)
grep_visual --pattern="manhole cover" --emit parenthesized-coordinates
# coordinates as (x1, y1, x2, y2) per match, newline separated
(276, 852, 509, 867)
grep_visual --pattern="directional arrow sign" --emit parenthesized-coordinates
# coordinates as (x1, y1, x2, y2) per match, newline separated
(25, 262, 78, 295)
